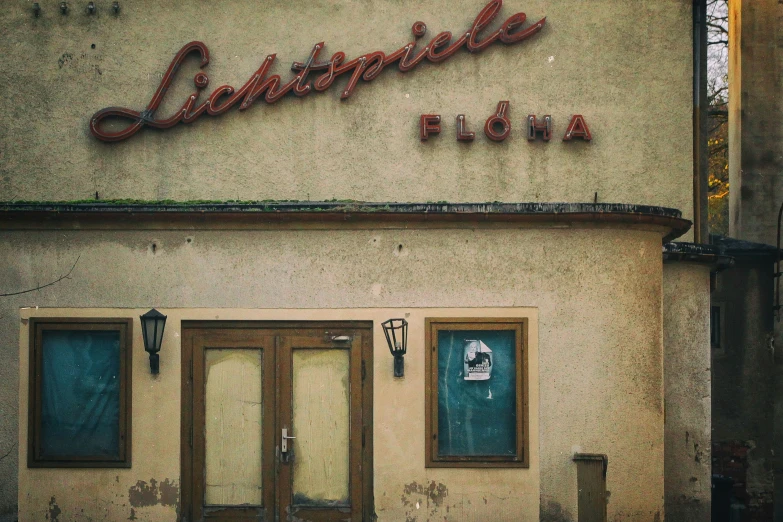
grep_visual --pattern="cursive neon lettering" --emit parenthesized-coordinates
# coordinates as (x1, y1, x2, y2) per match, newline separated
(90, 1, 546, 142)
(467, 0, 503, 52)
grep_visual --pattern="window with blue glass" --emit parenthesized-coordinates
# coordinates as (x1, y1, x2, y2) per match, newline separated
(425, 318, 528, 467)
(28, 319, 132, 467)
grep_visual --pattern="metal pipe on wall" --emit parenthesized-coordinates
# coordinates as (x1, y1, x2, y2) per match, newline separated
(693, 0, 708, 243)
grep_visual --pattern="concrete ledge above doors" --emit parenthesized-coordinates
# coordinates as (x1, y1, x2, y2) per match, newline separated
(0, 201, 691, 242)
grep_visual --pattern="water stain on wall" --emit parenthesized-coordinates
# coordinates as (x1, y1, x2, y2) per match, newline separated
(540, 497, 573, 522)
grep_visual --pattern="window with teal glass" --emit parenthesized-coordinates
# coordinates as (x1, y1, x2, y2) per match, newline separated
(425, 318, 528, 467)
(28, 319, 132, 467)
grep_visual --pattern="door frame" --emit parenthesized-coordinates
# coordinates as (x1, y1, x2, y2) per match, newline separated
(180, 321, 374, 522)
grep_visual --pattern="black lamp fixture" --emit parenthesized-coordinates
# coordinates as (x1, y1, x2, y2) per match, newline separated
(382, 318, 408, 377)
(140, 308, 167, 374)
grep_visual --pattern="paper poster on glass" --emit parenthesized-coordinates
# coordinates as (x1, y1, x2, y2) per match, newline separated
(437, 329, 516, 457)
(463, 340, 493, 381)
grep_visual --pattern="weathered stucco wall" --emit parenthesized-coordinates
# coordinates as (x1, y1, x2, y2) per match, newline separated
(711, 257, 776, 521)
(728, 0, 783, 245)
(20, 307, 540, 522)
(2, 224, 667, 521)
(0, 2, 696, 518)
(663, 262, 712, 522)
(0, 0, 693, 223)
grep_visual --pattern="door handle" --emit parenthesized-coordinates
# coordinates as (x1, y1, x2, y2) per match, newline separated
(281, 428, 296, 453)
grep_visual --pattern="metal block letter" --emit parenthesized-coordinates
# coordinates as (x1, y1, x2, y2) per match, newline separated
(420, 114, 442, 141)
(484, 101, 510, 142)
(527, 114, 552, 141)
(456, 114, 475, 142)
(563, 115, 592, 141)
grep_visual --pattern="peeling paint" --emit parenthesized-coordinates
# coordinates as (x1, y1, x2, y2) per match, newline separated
(402, 481, 448, 507)
(129, 479, 158, 507)
(693, 442, 703, 463)
(158, 479, 179, 507)
(128, 478, 179, 508)
(46, 497, 61, 522)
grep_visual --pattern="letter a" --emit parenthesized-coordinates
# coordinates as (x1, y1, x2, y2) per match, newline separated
(563, 115, 592, 141)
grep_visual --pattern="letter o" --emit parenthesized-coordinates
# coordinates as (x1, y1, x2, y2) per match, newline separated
(484, 101, 511, 141)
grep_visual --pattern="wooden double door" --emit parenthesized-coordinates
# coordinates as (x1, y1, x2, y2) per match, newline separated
(181, 322, 373, 522)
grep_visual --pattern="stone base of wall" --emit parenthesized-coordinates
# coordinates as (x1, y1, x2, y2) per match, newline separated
(712, 441, 774, 522)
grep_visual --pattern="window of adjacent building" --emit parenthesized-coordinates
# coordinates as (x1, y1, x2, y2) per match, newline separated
(28, 318, 132, 468)
(425, 318, 528, 468)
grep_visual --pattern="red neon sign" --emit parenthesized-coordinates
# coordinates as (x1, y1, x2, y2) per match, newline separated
(89, 0, 545, 142)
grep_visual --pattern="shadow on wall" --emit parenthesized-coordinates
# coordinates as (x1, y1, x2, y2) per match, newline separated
(540, 497, 574, 522)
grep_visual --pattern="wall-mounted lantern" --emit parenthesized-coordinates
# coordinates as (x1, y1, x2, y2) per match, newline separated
(140, 308, 167, 374)
(382, 318, 408, 378)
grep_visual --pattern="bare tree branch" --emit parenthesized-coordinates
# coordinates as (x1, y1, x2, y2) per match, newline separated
(0, 256, 80, 297)
(706, 22, 728, 34)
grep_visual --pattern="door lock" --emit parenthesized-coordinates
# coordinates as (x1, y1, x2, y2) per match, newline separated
(281, 428, 296, 453)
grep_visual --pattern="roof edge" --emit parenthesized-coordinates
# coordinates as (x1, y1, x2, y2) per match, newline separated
(0, 201, 691, 242)
(663, 242, 735, 270)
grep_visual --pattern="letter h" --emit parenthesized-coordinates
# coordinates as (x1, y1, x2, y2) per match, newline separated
(527, 114, 552, 141)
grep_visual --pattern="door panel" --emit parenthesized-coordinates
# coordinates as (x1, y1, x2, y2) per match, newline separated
(291, 348, 350, 505)
(182, 324, 372, 522)
(204, 349, 264, 506)
(278, 334, 363, 521)
(189, 330, 276, 521)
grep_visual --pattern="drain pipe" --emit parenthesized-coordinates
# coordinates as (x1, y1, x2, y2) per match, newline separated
(775, 201, 783, 319)
(693, 0, 708, 243)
